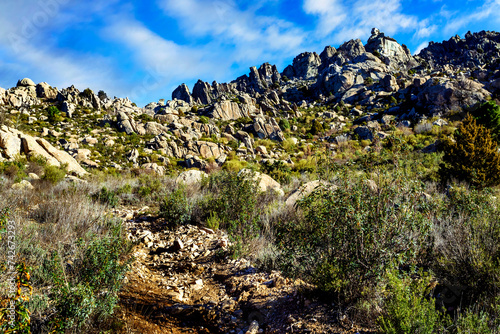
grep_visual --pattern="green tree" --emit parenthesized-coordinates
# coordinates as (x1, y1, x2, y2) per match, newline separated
(440, 114, 500, 188)
(47, 106, 62, 123)
(471, 101, 500, 142)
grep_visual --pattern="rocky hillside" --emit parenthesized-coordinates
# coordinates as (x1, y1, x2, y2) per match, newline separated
(0, 28, 499, 175)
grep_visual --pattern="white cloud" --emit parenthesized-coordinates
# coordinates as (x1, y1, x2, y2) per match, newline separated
(303, 0, 421, 44)
(157, 0, 308, 63)
(0, 0, 127, 96)
(443, 0, 500, 35)
(303, 0, 346, 35)
(414, 41, 429, 55)
(415, 20, 438, 39)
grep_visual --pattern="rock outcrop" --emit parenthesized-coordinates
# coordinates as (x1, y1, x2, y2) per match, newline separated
(0, 126, 87, 176)
(172, 83, 194, 105)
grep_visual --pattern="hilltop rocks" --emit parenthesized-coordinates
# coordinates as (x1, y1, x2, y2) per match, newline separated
(17, 78, 36, 87)
(365, 28, 413, 69)
(416, 77, 491, 113)
(338, 39, 366, 60)
(207, 101, 257, 121)
(172, 83, 194, 105)
(283, 52, 321, 80)
(36, 82, 58, 99)
(192, 80, 213, 105)
(418, 30, 500, 69)
(0, 87, 6, 104)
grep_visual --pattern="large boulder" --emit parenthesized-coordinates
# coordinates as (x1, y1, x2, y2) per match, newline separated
(253, 117, 285, 141)
(21, 135, 61, 167)
(364, 28, 413, 69)
(195, 141, 224, 159)
(17, 78, 36, 87)
(36, 82, 58, 99)
(207, 101, 254, 121)
(0, 87, 6, 104)
(175, 170, 208, 186)
(2, 126, 87, 176)
(192, 80, 213, 105)
(238, 169, 283, 196)
(283, 52, 321, 80)
(35, 138, 88, 176)
(172, 83, 194, 105)
(285, 180, 332, 206)
(338, 39, 366, 59)
(0, 127, 22, 159)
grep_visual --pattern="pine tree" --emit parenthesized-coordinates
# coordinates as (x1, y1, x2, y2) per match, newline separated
(440, 114, 500, 189)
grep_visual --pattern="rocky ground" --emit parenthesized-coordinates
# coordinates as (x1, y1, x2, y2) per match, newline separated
(114, 206, 375, 334)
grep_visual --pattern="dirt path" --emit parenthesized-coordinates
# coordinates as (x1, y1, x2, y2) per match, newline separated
(113, 207, 374, 334)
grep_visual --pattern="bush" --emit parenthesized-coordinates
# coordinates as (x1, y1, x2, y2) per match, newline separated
(92, 187, 119, 208)
(471, 101, 500, 142)
(279, 118, 290, 130)
(202, 171, 259, 238)
(82, 88, 94, 99)
(160, 187, 192, 228)
(276, 169, 433, 302)
(378, 268, 450, 334)
(260, 160, 292, 184)
(48, 223, 131, 331)
(206, 212, 220, 230)
(42, 165, 66, 184)
(439, 114, 500, 189)
(47, 106, 62, 123)
(432, 186, 500, 308)
(309, 120, 324, 135)
(199, 115, 209, 124)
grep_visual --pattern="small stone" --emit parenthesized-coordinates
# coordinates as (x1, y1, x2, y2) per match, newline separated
(246, 320, 260, 334)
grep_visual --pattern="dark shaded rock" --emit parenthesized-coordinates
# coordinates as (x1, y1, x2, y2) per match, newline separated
(172, 83, 194, 105)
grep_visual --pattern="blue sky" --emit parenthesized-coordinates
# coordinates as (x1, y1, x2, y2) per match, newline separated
(0, 0, 499, 107)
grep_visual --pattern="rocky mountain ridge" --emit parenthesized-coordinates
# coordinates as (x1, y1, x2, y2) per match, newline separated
(1, 28, 499, 174)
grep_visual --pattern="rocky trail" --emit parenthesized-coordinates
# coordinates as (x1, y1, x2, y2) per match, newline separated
(113, 207, 374, 334)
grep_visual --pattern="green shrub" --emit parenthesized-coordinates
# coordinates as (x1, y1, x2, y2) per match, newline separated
(160, 187, 192, 228)
(378, 268, 450, 334)
(199, 115, 209, 124)
(439, 114, 500, 189)
(234, 117, 253, 127)
(92, 187, 119, 208)
(276, 169, 433, 302)
(46, 219, 131, 331)
(432, 186, 500, 306)
(279, 118, 290, 130)
(471, 101, 500, 142)
(456, 309, 493, 334)
(47, 106, 62, 123)
(42, 165, 66, 184)
(82, 88, 94, 99)
(202, 171, 259, 238)
(206, 212, 220, 230)
(309, 120, 324, 135)
(261, 160, 292, 184)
